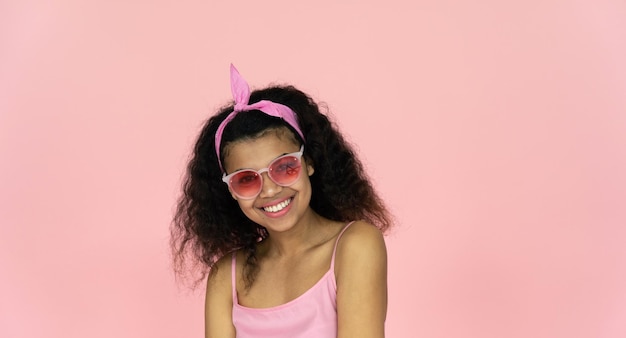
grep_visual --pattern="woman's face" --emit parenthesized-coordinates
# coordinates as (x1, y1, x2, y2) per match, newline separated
(222, 130, 314, 233)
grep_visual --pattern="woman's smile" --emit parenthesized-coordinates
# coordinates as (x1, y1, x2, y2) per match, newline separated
(223, 129, 314, 232)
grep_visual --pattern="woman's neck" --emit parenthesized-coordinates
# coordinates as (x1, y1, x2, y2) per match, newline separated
(261, 209, 336, 258)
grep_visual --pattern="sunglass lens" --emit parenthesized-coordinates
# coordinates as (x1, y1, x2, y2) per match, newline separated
(269, 155, 302, 185)
(230, 171, 261, 198)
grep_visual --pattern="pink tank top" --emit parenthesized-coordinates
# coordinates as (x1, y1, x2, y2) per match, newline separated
(231, 221, 354, 338)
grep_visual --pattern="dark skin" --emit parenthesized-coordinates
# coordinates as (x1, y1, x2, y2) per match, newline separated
(204, 131, 387, 338)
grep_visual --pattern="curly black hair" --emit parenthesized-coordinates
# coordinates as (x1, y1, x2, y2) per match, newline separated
(171, 85, 392, 288)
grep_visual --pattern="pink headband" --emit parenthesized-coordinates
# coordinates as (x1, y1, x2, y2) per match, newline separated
(214, 64, 305, 172)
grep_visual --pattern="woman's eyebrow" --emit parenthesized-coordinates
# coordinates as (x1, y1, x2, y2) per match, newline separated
(231, 151, 292, 172)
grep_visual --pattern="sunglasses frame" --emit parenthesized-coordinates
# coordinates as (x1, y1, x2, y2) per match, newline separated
(222, 146, 305, 199)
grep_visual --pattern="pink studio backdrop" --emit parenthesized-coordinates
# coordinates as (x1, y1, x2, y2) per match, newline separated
(1, 1, 625, 337)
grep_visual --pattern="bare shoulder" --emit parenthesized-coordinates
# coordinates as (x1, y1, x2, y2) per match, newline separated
(334, 221, 387, 279)
(205, 252, 235, 338)
(207, 251, 234, 287)
(336, 221, 386, 256)
(334, 221, 387, 337)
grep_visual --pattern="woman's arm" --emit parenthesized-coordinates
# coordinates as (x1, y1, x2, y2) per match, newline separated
(205, 255, 236, 338)
(335, 221, 388, 338)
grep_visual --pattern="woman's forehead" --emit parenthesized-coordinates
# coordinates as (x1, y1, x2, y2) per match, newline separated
(223, 132, 300, 172)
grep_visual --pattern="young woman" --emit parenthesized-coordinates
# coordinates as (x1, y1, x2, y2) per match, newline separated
(171, 65, 393, 338)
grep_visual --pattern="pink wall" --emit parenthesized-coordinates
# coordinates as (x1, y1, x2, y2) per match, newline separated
(1, 1, 625, 337)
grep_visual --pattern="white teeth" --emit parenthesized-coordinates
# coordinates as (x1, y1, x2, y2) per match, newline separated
(263, 198, 291, 213)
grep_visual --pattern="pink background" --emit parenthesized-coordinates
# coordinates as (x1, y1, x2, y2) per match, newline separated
(2, 1, 625, 337)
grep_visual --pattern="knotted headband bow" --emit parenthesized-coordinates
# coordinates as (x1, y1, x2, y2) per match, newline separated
(214, 64, 305, 172)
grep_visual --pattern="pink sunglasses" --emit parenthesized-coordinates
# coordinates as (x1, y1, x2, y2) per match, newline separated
(222, 146, 304, 199)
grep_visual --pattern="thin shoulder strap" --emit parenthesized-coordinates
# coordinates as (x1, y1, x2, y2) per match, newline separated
(231, 252, 237, 302)
(330, 221, 356, 270)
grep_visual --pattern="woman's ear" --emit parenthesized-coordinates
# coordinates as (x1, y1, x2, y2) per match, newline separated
(307, 162, 314, 176)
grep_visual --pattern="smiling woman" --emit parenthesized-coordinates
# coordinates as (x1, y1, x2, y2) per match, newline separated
(170, 65, 393, 338)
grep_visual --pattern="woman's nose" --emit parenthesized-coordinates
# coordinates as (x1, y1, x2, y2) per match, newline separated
(258, 172, 282, 198)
